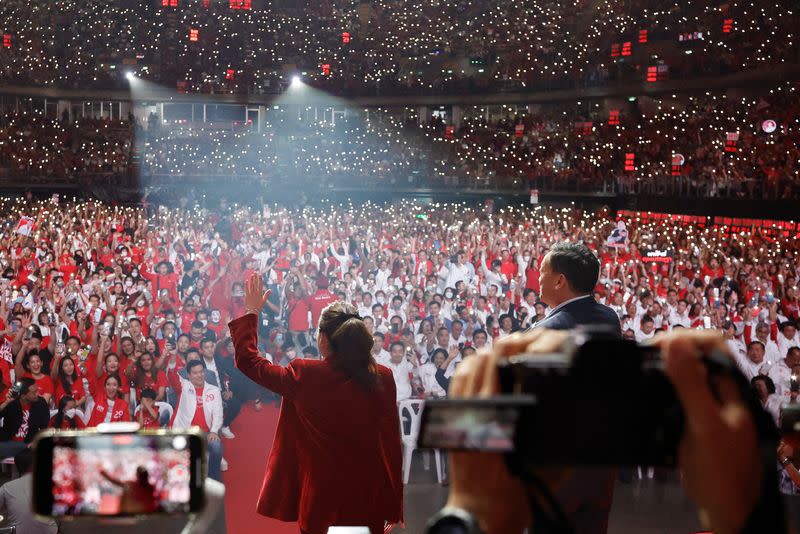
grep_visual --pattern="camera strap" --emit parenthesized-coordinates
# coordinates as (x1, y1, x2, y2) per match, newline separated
(508, 456, 574, 534)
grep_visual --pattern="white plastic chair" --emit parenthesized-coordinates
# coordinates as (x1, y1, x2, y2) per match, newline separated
(398, 398, 443, 484)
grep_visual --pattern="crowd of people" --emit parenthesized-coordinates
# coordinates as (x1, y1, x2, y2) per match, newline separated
(0, 114, 132, 184)
(0, 0, 796, 95)
(1, 81, 798, 198)
(0, 197, 796, 497)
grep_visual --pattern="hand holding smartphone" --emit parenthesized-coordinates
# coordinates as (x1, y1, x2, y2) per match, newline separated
(33, 428, 207, 518)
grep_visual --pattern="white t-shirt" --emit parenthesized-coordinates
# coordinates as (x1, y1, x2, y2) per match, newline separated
(776, 332, 800, 362)
(669, 310, 692, 329)
(374, 350, 390, 366)
(103, 400, 116, 423)
(384, 359, 413, 401)
(634, 327, 655, 344)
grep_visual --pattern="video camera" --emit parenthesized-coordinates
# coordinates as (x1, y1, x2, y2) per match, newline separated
(419, 327, 798, 466)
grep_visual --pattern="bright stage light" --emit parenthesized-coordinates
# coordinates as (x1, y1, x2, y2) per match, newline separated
(291, 75, 302, 86)
(125, 71, 135, 81)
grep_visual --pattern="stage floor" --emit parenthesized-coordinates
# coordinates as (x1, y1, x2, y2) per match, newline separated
(224, 403, 709, 534)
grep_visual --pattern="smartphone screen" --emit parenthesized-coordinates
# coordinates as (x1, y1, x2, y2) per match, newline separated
(34, 431, 205, 517)
(418, 397, 533, 452)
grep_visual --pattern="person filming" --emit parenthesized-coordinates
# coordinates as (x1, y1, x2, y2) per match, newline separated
(424, 329, 787, 534)
(0, 378, 49, 459)
(228, 273, 403, 534)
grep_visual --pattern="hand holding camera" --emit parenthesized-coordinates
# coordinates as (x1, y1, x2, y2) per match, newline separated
(429, 329, 766, 534)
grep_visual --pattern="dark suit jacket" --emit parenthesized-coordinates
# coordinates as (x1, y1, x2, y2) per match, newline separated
(228, 314, 403, 534)
(533, 295, 622, 338)
(0, 398, 49, 443)
(532, 295, 620, 534)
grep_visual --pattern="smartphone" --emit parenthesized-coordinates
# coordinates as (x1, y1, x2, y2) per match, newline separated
(32, 428, 206, 518)
(418, 397, 532, 453)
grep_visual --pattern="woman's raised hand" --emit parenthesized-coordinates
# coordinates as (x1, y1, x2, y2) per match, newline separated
(245, 273, 271, 312)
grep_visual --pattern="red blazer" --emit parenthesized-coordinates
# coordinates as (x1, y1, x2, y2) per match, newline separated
(229, 314, 403, 534)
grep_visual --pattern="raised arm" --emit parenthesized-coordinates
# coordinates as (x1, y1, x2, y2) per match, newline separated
(228, 275, 299, 398)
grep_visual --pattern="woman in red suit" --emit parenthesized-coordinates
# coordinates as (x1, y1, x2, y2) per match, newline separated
(228, 274, 403, 534)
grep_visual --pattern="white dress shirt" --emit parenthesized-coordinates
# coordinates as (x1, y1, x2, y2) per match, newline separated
(383, 359, 413, 401)
(768, 360, 796, 400)
(418, 362, 446, 397)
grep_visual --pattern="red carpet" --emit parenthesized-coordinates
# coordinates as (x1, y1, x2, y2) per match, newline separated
(224, 403, 299, 534)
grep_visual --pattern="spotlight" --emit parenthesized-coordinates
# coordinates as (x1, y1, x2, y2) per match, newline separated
(291, 75, 302, 86)
(125, 71, 135, 81)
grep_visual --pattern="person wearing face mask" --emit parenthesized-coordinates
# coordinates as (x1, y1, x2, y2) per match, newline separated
(371, 303, 391, 334)
(122, 276, 136, 296)
(206, 309, 225, 338)
(388, 295, 407, 323)
(440, 288, 458, 320)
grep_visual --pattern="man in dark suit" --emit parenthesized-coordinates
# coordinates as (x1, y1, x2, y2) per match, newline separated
(532, 242, 621, 335)
(531, 242, 620, 533)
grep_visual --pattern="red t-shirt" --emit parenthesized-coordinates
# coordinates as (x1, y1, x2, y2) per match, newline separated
(54, 377, 86, 405)
(148, 271, 180, 303)
(0, 360, 11, 391)
(287, 296, 311, 331)
(23, 373, 55, 400)
(309, 290, 336, 328)
(139, 405, 161, 429)
(701, 265, 724, 280)
(134, 371, 168, 401)
(179, 310, 196, 334)
(190, 386, 209, 432)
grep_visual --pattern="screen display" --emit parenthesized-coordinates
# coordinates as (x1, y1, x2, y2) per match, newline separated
(420, 403, 520, 452)
(51, 434, 192, 516)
